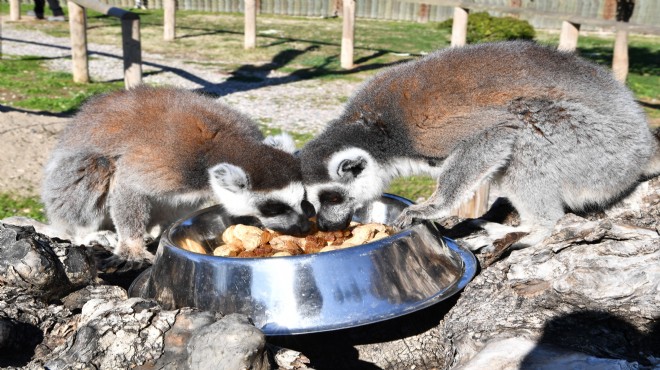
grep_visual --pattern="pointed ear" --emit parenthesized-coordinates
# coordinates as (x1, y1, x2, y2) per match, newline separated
(328, 148, 372, 183)
(336, 157, 367, 181)
(263, 133, 297, 154)
(209, 163, 251, 193)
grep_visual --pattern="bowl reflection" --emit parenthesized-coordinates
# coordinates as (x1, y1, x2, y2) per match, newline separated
(128, 194, 477, 335)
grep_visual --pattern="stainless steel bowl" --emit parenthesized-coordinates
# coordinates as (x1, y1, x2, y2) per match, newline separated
(129, 194, 476, 335)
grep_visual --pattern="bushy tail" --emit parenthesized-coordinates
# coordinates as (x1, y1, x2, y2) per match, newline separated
(41, 150, 116, 230)
(642, 127, 660, 179)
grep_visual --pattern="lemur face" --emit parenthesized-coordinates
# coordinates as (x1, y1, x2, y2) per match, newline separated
(209, 163, 314, 235)
(304, 148, 386, 231)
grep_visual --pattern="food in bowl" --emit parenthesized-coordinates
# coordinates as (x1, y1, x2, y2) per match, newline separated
(181, 222, 395, 257)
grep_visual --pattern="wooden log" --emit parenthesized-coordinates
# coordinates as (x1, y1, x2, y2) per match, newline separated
(9, 0, 20, 21)
(244, 0, 257, 49)
(121, 16, 142, 88)
(612, 25, 629, 83)
(558, 20, 580, 51)
(452, 182, 490, 218)
(340, 0, 355, 69)
(68, 1, 90, 84)
(164, 0, 176, 41)
(450, 6, 468, 47)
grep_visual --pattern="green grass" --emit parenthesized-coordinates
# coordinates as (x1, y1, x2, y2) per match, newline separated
(0, 194, 46, 222)
(0, 55, 124, 114)
(386, 176, 436, 202)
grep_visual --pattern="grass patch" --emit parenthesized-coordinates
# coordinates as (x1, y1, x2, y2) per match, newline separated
(259, 125, 315, 148)
(0, 55, 124, 114)
(387, 176, 436, 201)
(0, 194, 46, 222)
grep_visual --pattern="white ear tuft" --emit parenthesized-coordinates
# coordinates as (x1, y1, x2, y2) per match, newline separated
(209, 163, 250, 193)
(263, 133, 297, 154)
(328, 147, 371, 182)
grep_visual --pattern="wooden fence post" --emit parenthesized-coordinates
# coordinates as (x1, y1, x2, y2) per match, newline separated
(612, 24, 629, 82)
(340, 0, 355, 69)
(68, 1, 90, 83)
(9, 0, 20, 21)
(452, 183, 491, 219)
(558, 20, 580, 51)
(450, 7, 468, 47)
(244, 0, 256, 49)
(121, 15, 142, 88)
(164, 0, 176, 41)
(418, 3, 430, 23)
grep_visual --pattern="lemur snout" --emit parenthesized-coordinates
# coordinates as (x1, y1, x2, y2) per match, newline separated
(301, 200, 316, 218)
(317, 214, 352, 232)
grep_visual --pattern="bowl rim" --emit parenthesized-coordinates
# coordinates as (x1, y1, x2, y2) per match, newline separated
(165, 192, 417, 261)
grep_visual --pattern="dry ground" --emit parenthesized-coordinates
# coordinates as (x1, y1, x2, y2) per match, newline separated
(0, 110, 67, 197)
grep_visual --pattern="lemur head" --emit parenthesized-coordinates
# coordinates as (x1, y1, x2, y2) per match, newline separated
(300, 146, 387, 231)
(209, 134, 315, 235)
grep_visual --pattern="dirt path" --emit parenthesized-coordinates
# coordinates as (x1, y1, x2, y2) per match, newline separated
(0, 110, 66, 197)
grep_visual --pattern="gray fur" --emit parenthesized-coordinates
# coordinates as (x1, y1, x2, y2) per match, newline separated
(42, 85, 307, 263)
(300, 41, 660, 246)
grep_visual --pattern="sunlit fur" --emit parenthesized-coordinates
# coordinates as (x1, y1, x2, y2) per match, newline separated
(42, 86, 307, 262)
(299, 41, 660, 247)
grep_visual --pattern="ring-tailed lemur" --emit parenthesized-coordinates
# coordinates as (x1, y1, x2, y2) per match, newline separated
(299, 41, 660, 249)
(42, 85, 313, 264)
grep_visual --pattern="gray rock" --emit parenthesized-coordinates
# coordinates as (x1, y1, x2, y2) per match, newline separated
(0, 223, 96, 300)
(61, 285, 128, 311)
(44, 298, 177, 370)
(0, 286, 77, 368)
(152, 309, 218, 369)
(187, 313, 269, 370)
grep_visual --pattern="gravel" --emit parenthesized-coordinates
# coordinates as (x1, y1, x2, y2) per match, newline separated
(0, 21, 362, 196)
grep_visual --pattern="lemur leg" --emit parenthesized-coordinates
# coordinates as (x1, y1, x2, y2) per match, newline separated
(107, 183, 154, 263)
(443, 170, 564, 252)
(502, 186, 564, 249)
(395, 127, 516, 229)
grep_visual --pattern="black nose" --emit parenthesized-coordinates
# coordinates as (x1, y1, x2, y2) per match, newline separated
(286, 218, 311, 236)
(301, 200, 316, 218)
(317, 215, 352, 231)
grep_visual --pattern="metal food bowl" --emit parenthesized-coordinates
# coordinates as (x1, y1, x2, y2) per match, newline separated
(129, 194, 477, 335)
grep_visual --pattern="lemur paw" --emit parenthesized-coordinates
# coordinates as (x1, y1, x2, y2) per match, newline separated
(97, 252, 153, 273)
(394, 208, 423, 230)
(82, 231, 119, 248)
(95, 243, 154, 273)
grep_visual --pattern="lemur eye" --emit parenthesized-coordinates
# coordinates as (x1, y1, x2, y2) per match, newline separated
(320, 191, 344, 205)
(258, 201, 291, 217)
